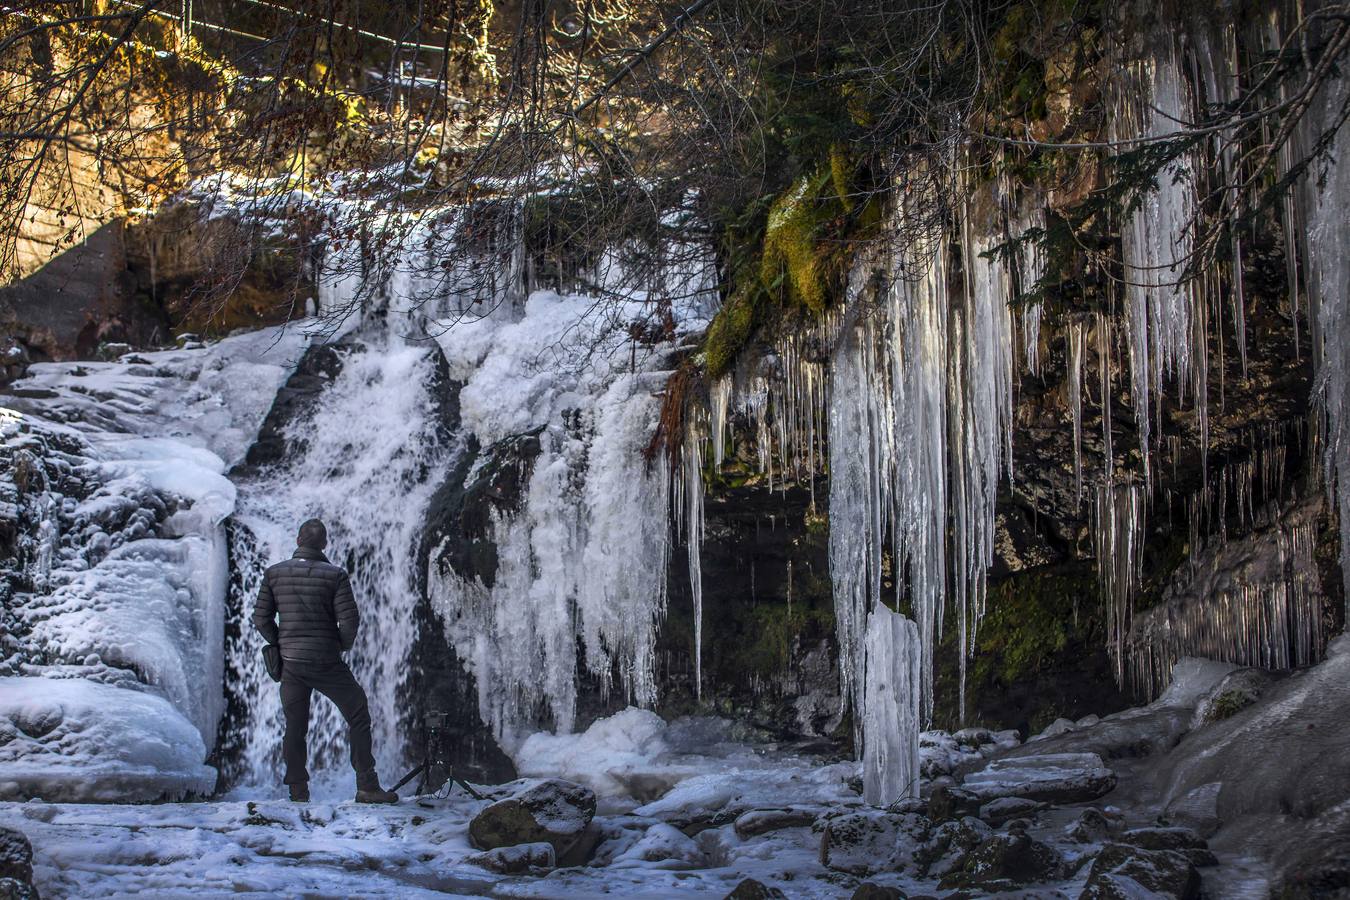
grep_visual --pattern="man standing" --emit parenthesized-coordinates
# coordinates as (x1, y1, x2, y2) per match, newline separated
(252, 518, 398, 804)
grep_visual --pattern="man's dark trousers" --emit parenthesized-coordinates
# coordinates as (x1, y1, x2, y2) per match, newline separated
(281, 659, 378, 789)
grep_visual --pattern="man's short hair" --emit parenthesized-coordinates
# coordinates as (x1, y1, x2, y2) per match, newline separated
(297, 518, 327, 550)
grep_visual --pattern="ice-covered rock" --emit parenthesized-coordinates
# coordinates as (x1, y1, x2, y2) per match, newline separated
(937, 827, 1063, 892)
(610, 823, 704, 869)
(979, 796, 1048, 826)
(1080, 844, 1202, 899)
(732, 808, 818, 839)
(464, 841, 555, 875)
(817, 810, 930, 876)
(0, 677, 215, 802)
(467, 778, 596, 858)
(514, 708, 670, 799)
(914, 816, 991, 878)
(961, 752, 1117, 804)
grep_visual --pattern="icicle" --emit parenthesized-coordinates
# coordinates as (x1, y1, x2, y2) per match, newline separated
(1098, 312, 1114, 481)
(684, 415, 706, 701)
(827, 315, 890, 730)
(710, 374, 732, 468)
(1013, 202, 1047, 377)
(1093, 481, 1146, 685)
(1127, 509, 1323, 698)
(1112, 40, 1203, 488)
(1068, 321, 1086, 508)
(861, 603, 921, 807)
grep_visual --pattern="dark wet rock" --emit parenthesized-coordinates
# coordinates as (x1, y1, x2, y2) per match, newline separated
(464, 841, 555, 874)
(961, 753, 1117, 804)
(726, 878, 788, 899)
(468, 779, 596, 858)
(1117, 827, 1215, 866)
(914, 816, 992, 878)
(1066, 808, 1123, 844)
(0, 337, 30, 388)
(938, 830, 1063, 891)
(1079, 844, 1201, 899)
(556, 824, 603, 867)
(850, 885, 905, 900)
(0, 878, 39, 900)
(0, 828, 32, 884)
(927, 786, 982, 823)
(1274, 824, 1350, 900)
(733, 808, 818, 839)
(885, 798, 929, 815)
(819, 811, 931, 876)
(979, 796, 1047, 826)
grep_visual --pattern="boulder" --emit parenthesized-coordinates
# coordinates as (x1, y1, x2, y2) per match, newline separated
(611, 823, 704, 870)
(927, 786, 982, 823)
(1117, 827, 1215, 867)
(939, 830, 1063, 892)
(733, 808, 818, 839)
(979, 796, 1047, 826)
(819, 811, 931, 876)
(725, 878, 788, 899)
(915, 816, 992, 878)
(1192, 669, 1276, 727)
(467, 779, 596, 859)
(464, 841, 555, 875)
(0, 829, 32, 884)
(1080, 844, 1201, 899)
(961, 753, 1117, 804)
(1066, 808, 1123, 844)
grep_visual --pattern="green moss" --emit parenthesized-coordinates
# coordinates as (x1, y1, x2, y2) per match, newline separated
(705, 282, 764, 377)
(1203, 690, 1252, 723)
(930, 561, 1127, 733)
(761, 171, 839, 313)
(730, 602, 836, 679)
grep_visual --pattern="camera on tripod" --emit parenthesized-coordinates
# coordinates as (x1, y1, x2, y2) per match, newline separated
(391, 709, 483, 800)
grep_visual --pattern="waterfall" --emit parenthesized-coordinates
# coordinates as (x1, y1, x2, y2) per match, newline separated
(226, 309, 456, 786)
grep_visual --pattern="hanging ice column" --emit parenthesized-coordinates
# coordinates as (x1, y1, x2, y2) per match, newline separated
(827, 188, 1016, 734)
(862, 604, 921, 806)
(1113, 40, 1204, 485)
(1300, 50, 1350, 607)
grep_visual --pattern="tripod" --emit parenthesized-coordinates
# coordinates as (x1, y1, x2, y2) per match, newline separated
(391, 710, 485, 800)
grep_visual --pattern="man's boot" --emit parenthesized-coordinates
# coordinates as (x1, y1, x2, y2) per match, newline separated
(356, 773, 398, 804)
(289, 783, 310, 802)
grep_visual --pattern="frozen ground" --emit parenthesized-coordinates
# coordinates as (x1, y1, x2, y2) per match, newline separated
(5, 645, 1344, 899)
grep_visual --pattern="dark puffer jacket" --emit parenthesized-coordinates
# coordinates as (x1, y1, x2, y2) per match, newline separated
(252, 547, 359, 662)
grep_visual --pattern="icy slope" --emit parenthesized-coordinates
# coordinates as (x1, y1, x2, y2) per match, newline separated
(0, 328, 306, 800)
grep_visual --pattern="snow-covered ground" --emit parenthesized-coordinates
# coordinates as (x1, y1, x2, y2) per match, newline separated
(0, 708, 1027, 899)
